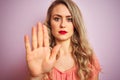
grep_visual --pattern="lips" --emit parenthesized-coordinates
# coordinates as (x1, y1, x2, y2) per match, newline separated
(59, 30, 67, 34)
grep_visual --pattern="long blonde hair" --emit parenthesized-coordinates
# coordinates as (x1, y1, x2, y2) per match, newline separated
(44, 0, 94, 79)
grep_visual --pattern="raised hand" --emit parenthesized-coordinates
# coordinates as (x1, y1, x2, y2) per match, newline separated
(24, 22, 61, 77)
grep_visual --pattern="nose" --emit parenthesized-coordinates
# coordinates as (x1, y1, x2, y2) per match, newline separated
(60, 19, 66, 28)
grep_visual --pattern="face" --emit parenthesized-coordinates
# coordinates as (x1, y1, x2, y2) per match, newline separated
(50, 4, 74, 42)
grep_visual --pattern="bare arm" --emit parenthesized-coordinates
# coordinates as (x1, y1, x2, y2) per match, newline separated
(95, 74, 99, 80)
(29, 76, 43, 80)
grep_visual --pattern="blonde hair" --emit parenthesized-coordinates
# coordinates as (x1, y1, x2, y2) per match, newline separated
(44, 0, 94, 79)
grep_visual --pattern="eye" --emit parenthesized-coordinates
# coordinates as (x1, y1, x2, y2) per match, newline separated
(67, 17, 73, 22)
(53, 17, 60, 21)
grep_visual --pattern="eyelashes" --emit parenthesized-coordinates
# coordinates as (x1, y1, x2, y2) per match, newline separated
(53, 17, 60, 21)
(67, 17, 72, 22)
(53, 17, 73, 22)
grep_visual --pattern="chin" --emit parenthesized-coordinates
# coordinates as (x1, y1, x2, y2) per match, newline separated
(56, 37, 71, 42)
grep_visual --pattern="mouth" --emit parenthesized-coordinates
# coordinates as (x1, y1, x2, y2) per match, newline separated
(59, 30, 67, 34)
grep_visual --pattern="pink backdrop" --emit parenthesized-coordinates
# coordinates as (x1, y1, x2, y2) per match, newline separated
(0, 0, 120, 80)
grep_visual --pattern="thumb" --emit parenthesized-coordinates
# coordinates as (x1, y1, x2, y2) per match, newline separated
(50, 44, 61, 60)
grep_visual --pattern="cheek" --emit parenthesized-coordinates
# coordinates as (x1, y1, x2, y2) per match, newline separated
(70, 26, 74, 33)
(50, 22, 55, 32)
(72, 29, 74, 35)
(51, 26, 58, 35)
(51, 23, 59, 33)
(71, 27, 75, 36)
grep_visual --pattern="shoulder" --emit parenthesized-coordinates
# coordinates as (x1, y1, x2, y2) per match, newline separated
(90, 54, 101, 75)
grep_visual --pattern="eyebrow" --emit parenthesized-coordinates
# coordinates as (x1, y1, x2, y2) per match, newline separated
(52, 14, 72, 17)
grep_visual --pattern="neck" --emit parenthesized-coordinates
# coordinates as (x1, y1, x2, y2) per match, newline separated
(55, 39, 72, 55)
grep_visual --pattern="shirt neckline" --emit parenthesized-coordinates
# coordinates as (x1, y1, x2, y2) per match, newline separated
(53, 65, 77, 74)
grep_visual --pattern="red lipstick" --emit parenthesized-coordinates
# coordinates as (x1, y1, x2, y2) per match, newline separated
(59, 30, 67, 34)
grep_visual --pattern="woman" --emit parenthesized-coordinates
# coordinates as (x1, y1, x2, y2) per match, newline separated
(24, 0, 101, 80)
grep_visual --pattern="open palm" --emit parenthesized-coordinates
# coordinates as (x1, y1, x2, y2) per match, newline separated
(24, 22, 60, 77)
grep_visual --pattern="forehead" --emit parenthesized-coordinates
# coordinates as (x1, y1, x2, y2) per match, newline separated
(51, 4, 71, 16)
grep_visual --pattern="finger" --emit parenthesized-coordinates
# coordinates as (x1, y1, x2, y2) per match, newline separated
(50, 45, 61, 60)
(37, 22, 43, 47)
(32, 26, 37, 50)
(43, 25, 49, 47)
(24, 35, 31, 54)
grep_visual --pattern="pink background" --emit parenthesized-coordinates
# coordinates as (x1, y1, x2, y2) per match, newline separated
(0, 0, 120, 80)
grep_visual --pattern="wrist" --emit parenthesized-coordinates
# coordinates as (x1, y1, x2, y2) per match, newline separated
(29, 74, 44, 80)
(29, 72, 46, 80)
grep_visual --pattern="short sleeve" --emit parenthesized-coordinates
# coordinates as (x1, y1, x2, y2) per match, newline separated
(90, 54, 101, 79)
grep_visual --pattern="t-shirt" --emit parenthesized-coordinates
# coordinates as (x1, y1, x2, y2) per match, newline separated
(43, 54, 101, 80)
